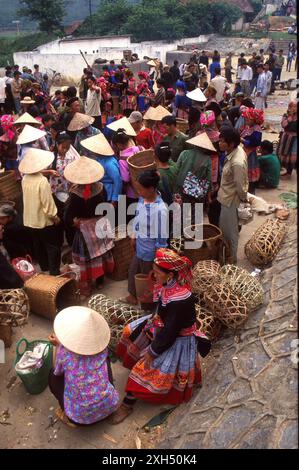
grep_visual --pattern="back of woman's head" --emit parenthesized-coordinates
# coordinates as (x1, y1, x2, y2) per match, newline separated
(137, 169, 160, 189)
(188, 107, 201, 126)
(111, 129, 130, 146)
(155, 142, 171, 163)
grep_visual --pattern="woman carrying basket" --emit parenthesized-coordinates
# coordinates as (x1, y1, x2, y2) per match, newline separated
(110, 248, 210, 424)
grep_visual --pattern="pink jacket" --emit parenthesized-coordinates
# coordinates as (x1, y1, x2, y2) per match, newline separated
(119, 145, 143, 199)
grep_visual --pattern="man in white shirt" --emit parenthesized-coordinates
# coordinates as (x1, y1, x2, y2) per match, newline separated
(264, 62, 272, 109)
(179, 62, 187, 79)
(85, 76, 102, 130)
(254, 64, 267, 109)
(0, 76, 6, 113)
(211, 67, 229, 102)
(239, 60, 253, 97)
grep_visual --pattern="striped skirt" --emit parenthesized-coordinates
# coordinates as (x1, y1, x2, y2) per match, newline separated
(277, 132, 297, 171)
(117, 317, 202, 405)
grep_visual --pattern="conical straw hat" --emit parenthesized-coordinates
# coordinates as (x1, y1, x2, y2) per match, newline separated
(16, 124, 46, 145)
(144, 105, 171, 121)
(20, 96, 36, 105)
(106, 116, 137, 136)
(64, 156, 104, 184)
(67, 113, 95, 131)
(147, 60, 157, 66)
(14, 112, 41, 126)
(54, 306, 110, 355)
(187, 132, 216, 152)
(186, 88, 207, 102)
(18, 148, 54, 174)
(80, 133, 114, 156)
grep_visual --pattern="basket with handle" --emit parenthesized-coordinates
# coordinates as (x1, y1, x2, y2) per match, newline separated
(183, 224, 229, 266)
(24, 273, 77, 320)
(127, 150, 156, 192)
(14, 338, 53, 395)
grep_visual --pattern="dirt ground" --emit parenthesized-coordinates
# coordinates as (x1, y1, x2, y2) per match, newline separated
(0, 62, 297, 450)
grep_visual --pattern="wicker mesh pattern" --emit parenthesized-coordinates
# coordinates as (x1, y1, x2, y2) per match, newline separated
(127, 150, 156, 192)
(192, 260, 221, 296)
(0, 289, 30, 326)
(88, 294, 143, 350)
(220, 264, 264, 312)
(245, 219, 287, 267)
(195, 302, 222, 341)
(108, 226, 134, 281)
(203, 283, 248, 329)
(170, 238, 184, 255)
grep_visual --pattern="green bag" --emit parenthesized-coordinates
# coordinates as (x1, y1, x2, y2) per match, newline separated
(14, 338, 53, 395)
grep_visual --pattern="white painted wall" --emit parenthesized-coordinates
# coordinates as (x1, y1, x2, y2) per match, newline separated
(38, 36, 132, 54)
(14, 34, 213, 81)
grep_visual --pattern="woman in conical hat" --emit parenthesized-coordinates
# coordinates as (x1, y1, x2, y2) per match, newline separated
(48, 306, 119, 427)
(64, 157, 115, 296)
(16, 124, 50, 172)
(110, 248, 209, 424)
(68, 112, 100, 157)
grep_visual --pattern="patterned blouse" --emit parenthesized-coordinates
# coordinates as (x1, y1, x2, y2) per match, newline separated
(50, 145, 80, 198)
(54, 345, 119, 424)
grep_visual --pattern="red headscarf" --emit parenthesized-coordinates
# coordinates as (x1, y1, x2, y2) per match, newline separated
(0, 115, 16, 142)
(154, 248, 193, 289)
(241, 107, 264, 125)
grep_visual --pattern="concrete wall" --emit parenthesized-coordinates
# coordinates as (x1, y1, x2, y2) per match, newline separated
(14, 34, 213, 81)
(38, 36, 132, 54)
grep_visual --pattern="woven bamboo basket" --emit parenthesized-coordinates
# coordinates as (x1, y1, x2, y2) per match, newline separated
(0, 289, 30, 327)
(203, 283, 248, 329)
(88, 294, 143, 350)
(220, 264, 264, 312)
(127, 150, 156, 192)
(244, 219, 287, 267)
(183, 224, 228, 266)
(176, 118, 189, 134)
(24, 274, 77, 320)
(170, 237, 184, 255)
(108, 226, 134, 281)
(195, 303, 222, 342)
(192, 260, 221, 297)
(0, 171, 22, 203)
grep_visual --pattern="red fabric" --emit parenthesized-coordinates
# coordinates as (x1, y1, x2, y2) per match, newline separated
(82, 184, 91, 201)
(242, 107, 264, 125)
(154, 248, 193, 289)
(136, 127, 155, 150)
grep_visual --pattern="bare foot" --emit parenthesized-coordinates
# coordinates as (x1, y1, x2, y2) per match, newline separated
(108, 404, 134, 425)
(119, 295, 138, 306)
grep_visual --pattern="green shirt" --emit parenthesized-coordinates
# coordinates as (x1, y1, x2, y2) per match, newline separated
(258, 153, 280, 188)
(158, 160, 178, 195)
(176, 148, 212, 193)
(163, 131, 188, 163)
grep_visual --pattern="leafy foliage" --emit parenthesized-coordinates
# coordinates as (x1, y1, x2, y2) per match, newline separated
(0, 32, 57, 67)
(18, 0, 66, 34)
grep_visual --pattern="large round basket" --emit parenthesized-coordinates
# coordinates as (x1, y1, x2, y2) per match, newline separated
(127, 150, 156, 192)
(203, 283, 248, 329)
(24, 274, 77, 320)
(0, 171, 22, 203)
(220, 264, 264, 312)
(195, 302, 222, 342)
(88, 294, 143, 351)
(0, 289, 30, 327)
(245, 219, 287, 267)
(108, 225, 134, 281)
(183, 224, 228, 266)
(176, 118, 189, 134)
(192, 260, 221, 297)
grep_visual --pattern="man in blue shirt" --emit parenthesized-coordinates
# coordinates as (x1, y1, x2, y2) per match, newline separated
(209, 58, 221, 79)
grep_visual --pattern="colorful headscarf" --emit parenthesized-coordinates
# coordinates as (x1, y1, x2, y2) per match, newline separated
(176, 80, 187, 92)
(0, 115, 16, 142)
(200, 110, 216, 128)
(241, 107, 264, 125)
(138, 71, 149, 81)
(154, 248, 193, 289)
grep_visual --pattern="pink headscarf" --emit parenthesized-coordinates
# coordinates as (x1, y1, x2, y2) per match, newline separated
(0, 115, 16, 142)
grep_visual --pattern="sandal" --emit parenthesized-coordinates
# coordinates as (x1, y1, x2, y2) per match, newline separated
(108, 403, 134, 425)
(55, 407, 78, 429)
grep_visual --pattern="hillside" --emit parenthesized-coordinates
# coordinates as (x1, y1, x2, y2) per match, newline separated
(0, 0, 102, 29)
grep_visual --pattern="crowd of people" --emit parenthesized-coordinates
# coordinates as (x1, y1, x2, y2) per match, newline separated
(0, 44, 297, 427)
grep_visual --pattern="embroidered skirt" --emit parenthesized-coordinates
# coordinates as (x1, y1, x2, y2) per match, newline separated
(277, 132, 297, 171)
(247, 149, 260, 183)
(117, 316, 202, 405)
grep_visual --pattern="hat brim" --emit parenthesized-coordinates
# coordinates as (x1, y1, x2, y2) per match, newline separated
(186, 88, 207, 102)
(64, 156, 105, 184)
(143, 105, 171, 121)
(14, 112, 41, 126)
(106, 117, 137, 136)
(18, 148, 55, 174)
(80, 133, 114, 157)
(67, 113, 95, 132)
(54, 306, 110, 355)
(16, 124, 46, 145)
(187, 132, 216, 152)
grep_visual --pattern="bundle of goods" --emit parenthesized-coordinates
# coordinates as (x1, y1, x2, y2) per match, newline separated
(14, 338, 53, 394)
(220, 264, 264, 312)
(192, 260, 221, 297)
(0, 289, 30, 347)
(245, 218, 287, 267)
(238, 202, 254, 225)
(203, 283, 248, 329)
(88, 294, 143, 350)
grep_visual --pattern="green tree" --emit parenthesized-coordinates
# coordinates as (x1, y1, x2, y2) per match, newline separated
(77, 0, 129, 36)
(18, 0, 66, 34)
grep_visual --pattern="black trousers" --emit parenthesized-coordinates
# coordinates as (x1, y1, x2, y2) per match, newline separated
(53, 196, 75, 247)
(30, 225, 62, 276)
(92, 115, 102, 130)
